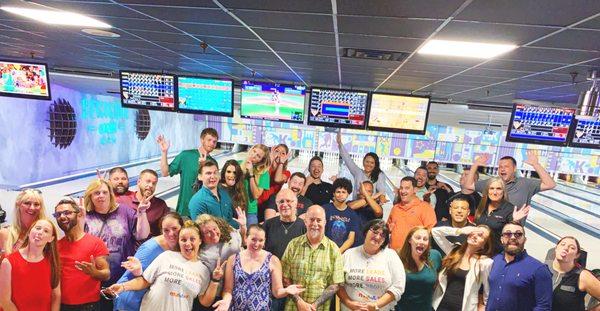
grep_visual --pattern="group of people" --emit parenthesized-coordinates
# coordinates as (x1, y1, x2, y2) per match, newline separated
(0, 127, 598, 311)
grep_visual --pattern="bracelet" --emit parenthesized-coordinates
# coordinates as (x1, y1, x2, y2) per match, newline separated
(211, 277, 221, 283)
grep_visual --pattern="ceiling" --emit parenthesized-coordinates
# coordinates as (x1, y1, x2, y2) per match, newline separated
(1, 0, 600, 109)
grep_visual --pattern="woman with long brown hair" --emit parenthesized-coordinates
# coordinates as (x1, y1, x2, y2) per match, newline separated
(220, 159, 249, 212)
(0, 218, 61, 311)
(431, 225, 495, 310)
(0, 189, 47, 255)
(395, 226, 442, 311)
(474, 177, 529, 254)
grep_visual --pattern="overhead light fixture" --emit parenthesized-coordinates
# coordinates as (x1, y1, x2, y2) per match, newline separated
(1, 6, 112, 28)
(82, 28, 120, 38)
(418, 39, 517, 59)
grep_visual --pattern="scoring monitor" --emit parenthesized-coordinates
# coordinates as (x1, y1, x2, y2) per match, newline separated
(568, 115, 600, 149)
(177, 76, 233, 116)
(120, 71, 177, 111)
(506, 103, 575, 146)
(308, 87, 369, 129)
(240, 81, 306, 123)
(367, 93, 430, 134)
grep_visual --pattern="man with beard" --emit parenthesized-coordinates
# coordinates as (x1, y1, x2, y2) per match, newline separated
(487, 222, 553, 311)
(387, 176, 436, 250)
(281, 205, 344, 311)
(462, 151, 556, 211)
(118, 169, 170, 240)
(54, 198, 110, 310)
(109, 167, 134, 204)
(302, 156, 334, 206)
(426, 161, 454, 221)
(263, 188, 307, 311)
(265, 172, 313, 220)
(414, 166, 436, 209)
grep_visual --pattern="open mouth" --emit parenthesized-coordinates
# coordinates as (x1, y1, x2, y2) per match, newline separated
(415, 245, 425, 253)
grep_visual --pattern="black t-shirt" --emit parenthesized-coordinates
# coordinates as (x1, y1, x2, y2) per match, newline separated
(265, 194, 313, 217)
(263, 217, 306, 259)
(475, 200, 514, 255)
(427, 181, 454, 221)
(305, 182, 333, 206)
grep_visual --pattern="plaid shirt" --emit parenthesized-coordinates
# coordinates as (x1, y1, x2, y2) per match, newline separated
(281, 234, 344, 311)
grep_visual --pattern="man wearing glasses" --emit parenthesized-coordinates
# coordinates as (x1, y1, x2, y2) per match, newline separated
(487, 222, 553, 311)
(264, 172, 313, 221)
(54, 198, 111, 311)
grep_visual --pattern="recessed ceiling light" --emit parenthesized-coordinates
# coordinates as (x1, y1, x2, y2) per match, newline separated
(82, 28, 120, 38)
(417, 39, 517, 59)
(1, 6, 112, 28)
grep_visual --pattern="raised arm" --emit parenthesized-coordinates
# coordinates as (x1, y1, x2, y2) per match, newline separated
(524, 150, 556, 191)
(156, 134, 171, 177)
(211, 255, 235, 311)
(431, 226, 479, 254)
(462, 154, 489, 191)
(336, 131, 361, 176)
(273, 152, 289, 184)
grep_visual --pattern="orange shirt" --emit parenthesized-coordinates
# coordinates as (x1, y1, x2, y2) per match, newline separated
(387, 198, 437, 250)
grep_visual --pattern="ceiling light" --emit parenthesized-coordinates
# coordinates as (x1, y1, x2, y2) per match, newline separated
(418, 39, 517, 59)
(1, 6, 112, 28)
(82, 28, 120, 38)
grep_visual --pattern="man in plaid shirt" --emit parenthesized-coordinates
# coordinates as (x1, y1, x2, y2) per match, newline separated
(281, 205, 344, 311)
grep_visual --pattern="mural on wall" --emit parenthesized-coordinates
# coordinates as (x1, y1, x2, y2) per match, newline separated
(0, 84, 206, 186)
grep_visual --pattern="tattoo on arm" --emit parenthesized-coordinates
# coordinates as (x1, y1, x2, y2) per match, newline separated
(313, 284, 339, 307)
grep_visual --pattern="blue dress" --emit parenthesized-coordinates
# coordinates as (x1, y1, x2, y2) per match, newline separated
(232, 252, 273, 311)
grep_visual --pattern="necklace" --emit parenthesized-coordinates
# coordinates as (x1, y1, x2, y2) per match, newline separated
(281, 220, 296, 234)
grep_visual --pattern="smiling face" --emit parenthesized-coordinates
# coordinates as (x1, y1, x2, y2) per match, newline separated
(178, 227, 201, 260)
(201, 164, 220, 189)
(487, 180, 505, 203)
(201, 133, 218, 154)
(364, 225, 386, 250)
(223, 164, 238, 187)
(245, 227, 266, 252)
(137, 172, 158, 198)
(91, 183, 111, 212)
(414, 168, 428, 188)
(398, 180, 416, 203)
(161, 217, 182, 250)
(18, 195, 43, 224)
(426, 162, 439, 180)
(449, 200, 470, 224)
(409, 229, 430, 257)
(28, 219, 55, 247)
(501, 223, 526, 256)
(288, 175, 306, 195)
(555, 237, 580, 264)
(363, 155, 376, 174)
(498, 159, 516, 183)
(55, 203, 79, 233)
(271, 145, 287, 163)
(200, 221, 221, 245)
(466, 227, 490, 250)
(109, 171, 129, 195)
(304, 206, 325, 241)
(309, 158, 323, 179)
(276, 188, 297, 220)
(248, 146, 266, 164)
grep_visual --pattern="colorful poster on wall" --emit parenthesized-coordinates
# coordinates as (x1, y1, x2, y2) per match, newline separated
(262, 127, 316, 150)
(376, 136, 392, 157)
(557, 153, 600, 175)
(317, 131, 338, 153)
(220, 122, 261, 145)
(435, 142, 497, 165)
(388, 136, 408, 158)
(406, 139, 436, 160)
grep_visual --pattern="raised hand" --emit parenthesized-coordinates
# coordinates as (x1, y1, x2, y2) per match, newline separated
(156, 134, 170, 153)
(329, 174, 338, 182)
(458, 226, 480, 236)
(121, 256, 142, 276)
(96, 168, 107, 180)
(473, 154, 490, 167)
(233, 206, 247, 228)
(75, 255, 100, 277)
(212, 258, 226, 281)
(245, 160, 254, 173)
(198, 151, 207, 164)
(336, 130, 342, 145)
(524, 150, 540, 167)
(138, 194, 154, 214)
(513, 204, 531, 222)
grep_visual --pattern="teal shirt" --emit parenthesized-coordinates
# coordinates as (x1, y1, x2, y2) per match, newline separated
(396, 249, 442, 311)
(168, 149, 215, 217)
(188, 186, 238, 229)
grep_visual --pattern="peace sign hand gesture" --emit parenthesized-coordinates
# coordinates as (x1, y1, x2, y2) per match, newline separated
(212, 258, 227, 281)
(138, 194, 154, 214)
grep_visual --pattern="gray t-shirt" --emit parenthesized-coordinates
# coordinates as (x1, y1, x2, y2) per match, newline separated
(475, 176, 541, 208)
(200, 230, 242, 271)
(141, 251, 210, 311)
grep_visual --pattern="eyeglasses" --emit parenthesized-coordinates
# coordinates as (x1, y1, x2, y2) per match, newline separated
(277, 199, 296, 205)
(502, 231, 524, 239)
(369, 227, 386, 238)
(52, 210, 78, 218)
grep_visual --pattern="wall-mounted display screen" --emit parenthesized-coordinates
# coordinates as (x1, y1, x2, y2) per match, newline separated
(568, 115, 600, 149)
(240, 81, 306, 123)
(120, 71, 176, 111)
(0, 59, 50, 100)
(367, 93, 430, 134)
(177, 76, 233, 116)
(308, 87, 369, 129)
(506, 103, 575, 146)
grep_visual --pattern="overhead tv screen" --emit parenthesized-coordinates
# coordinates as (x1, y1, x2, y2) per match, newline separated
(367, 93, 431, 134)
(506, 103, 575, 146)
(0, 59, 51, 100)
(308, 87, 369, 129)
(240, 81, 306, 123)
(120, 71, 176, 111)
(568, 115, 600, 149)
(177, 76, 233, 116)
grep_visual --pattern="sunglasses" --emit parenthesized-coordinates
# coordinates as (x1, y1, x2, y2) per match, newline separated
(22, 188, 42, 194)
(502, 231, 524, 239)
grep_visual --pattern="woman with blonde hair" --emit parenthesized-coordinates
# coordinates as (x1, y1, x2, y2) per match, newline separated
(432, 225, 494, 310)
(0, 218, 61, 311)
(239, 144, 271, 225)
(395, 226, 442, 311)
(84, 179, 150, 288)
(0, 189, 47, 256)
(474, 177, 529, 254)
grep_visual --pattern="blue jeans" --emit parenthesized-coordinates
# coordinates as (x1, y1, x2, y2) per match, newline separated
(271, 297, 286, 311)
(247, 213, 258, 225)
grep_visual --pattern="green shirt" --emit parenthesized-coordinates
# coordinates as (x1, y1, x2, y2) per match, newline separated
(396, 249, 442, 311)
(238, 160, 270, 214)
(281, 235, 344, 311)
(169, 149, 215, 217)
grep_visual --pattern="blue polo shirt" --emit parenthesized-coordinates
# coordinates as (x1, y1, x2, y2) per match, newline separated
(487, 250, 553, 311)
(189, 185, 238, 229)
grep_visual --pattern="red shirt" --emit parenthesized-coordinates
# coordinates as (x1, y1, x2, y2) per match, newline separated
(58, 233, 109, 305)
(257, 167, 290, 205)
(117, 192, 170, 238)
(7, 251, 52, 311)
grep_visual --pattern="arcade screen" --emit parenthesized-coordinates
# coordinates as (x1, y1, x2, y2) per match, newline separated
(367, 93, 430, 134)
(177, 76, 233, 116)
(0, 59, 50, 100)
(308, 87, 369, 129)
(568, 115, 600, 149)
(120, 71, 176, 111)
(506, 103, 575, 146)
(240, 81, 306, 123)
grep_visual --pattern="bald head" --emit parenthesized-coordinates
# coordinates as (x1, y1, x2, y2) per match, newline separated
(276, 188, 298, 220)
(304, 205, 326, 242)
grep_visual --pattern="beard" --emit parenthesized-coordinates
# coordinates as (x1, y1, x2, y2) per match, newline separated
(114, 185, 129, 195)
(58, 219, 77, 232)
(427, 173, 436, 180)
(503, 243, 524, 256)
